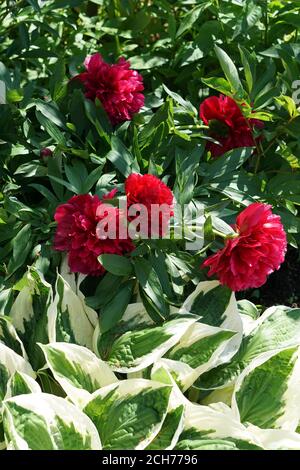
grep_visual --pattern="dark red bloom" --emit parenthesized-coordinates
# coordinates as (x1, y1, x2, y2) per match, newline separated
(199, 95, 263, 157)
(125, 173, 174, 237)
(73, 53, 144, 125)
(40, 148, 53, 158)
(202, 203, 287, 291)
(53, 194, 134, 276)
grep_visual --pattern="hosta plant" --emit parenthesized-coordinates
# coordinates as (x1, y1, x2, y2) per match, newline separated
(1, 268, 300, 450)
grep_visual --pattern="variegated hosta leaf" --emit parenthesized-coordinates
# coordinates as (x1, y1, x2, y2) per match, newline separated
(39, 342, 117, 406)
(5, 372, 41, 400)
(146, 366, 188, 450)
(146, 405, 185, 450)
(0, 343, 35, 404)
(180, 281, 243, 364)
(176, 402, 263, 450)
(201, 384, 234, 407)
(47, 273, 97, 350)
(151, 365, 263, 450)
(84, 379, 171, 450)
(2, 393, 102, 450)
(0, 344, 37, 451)
(175, 434, 263, 450)
(179, 280, 242, 330)
(152, 358, 195, 392)
(9, 268, 52, 369)
(196, 305, 300, 392)
(164, 322, 236, 391)
(247, 424, 300, 450)
(59, 256, 98, 326)
(232, 347, 300, 431)
(106, 316, 198, 373)
(0, 317, 27, 358)
(93, 302, 155, 360)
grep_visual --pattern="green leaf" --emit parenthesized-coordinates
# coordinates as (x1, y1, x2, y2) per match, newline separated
(94, 302, 154, 361)
(0, 343, 35, 404)
(180, 281, 238, 328)
(201, 77, 232, 95)
(176, 400, 262, 449)
(36, 110, 67, 145)
(3, 393, 101, 450)
(203, 148, 253, 181)
(176, 4, 207, 38)
(64, 160, 88, 193)
(49, 273, 97, 350)
(237, 300, 260, 320)
(276, 95, 299, 119)
(98, 254, 133, 277)
(29, 184, 58, 206)
(107, 316, 197, 373)
(6, 89, 23, 103)
(139, 99, 173, 149)
(239, 46, 255, 93)
(35, 100, 66, 129)
(214, 45, 244, 97)
(163, 85, 197, 115)
(39, 342, 117, 406)
(147, 405, 184, 450)
(6, 372, 41, 399)
(168, 329, 236, 370)
(9, 268, 52, 369)
(233, 348, 299, 429)
(175, 433, 263, 450)
(100, 280, 135, 334)
(134, 258, 170, 323)
(49, 58, 67, 103)
(84, 99, 111, 144)
(82, 163, 105, 193)
(84, 380, 171, 449)
(0, 316, 26, 357)
(106, 136, 139, 176)
(7, 224, 32, 276)
(86, 273, 123, 310)
(233, 1, 262, 40)
(174, 144, 204, 205)
(197, 306, 300, 391)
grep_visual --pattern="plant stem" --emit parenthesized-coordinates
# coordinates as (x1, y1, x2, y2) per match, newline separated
(177, 124, 209, 130)
(212, 229, 238, 239)
(254, 150, 261, 174)
(264, 0, 269, 47)
(112, 0, 121, 56)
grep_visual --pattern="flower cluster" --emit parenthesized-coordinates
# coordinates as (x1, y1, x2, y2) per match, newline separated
(53, 52, 287, 289)
(202, 202, 287, 291)
(53, 174, 174, 276)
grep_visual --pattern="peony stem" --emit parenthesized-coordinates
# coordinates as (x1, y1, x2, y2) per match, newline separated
(213, 229, 238, 240)
(175, 124, 209, 130)
(212, 229, 228, 239)
(112, 0, 122, 55)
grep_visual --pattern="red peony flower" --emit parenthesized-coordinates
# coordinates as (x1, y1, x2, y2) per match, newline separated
(53, 194, 134, 276)
(73, 53, 144, 125)
(125, 173, 174, 237)
(202, 203, 287, 291)
(199, 95, 263, 158)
